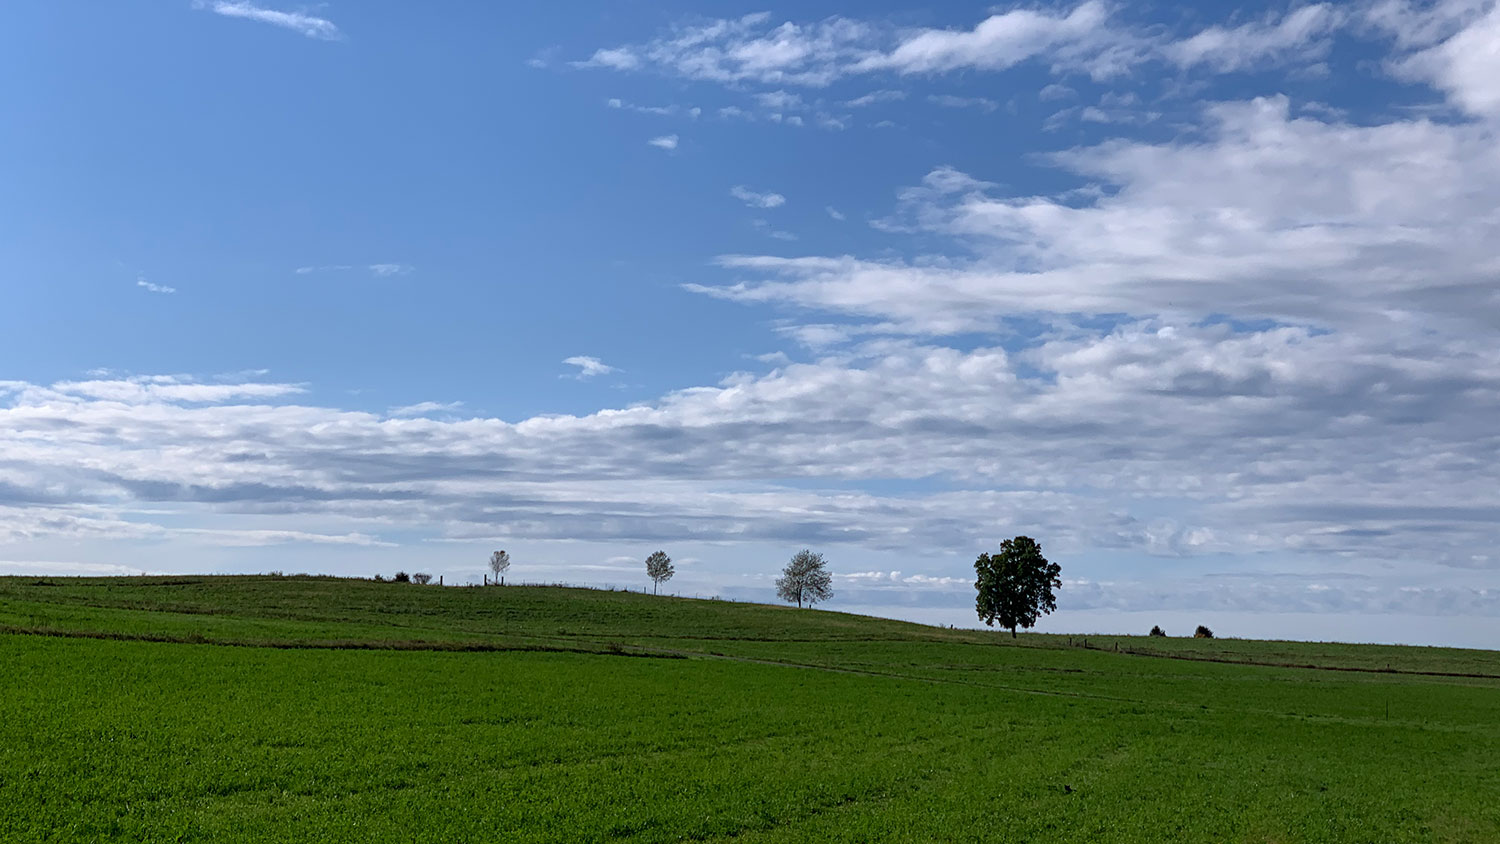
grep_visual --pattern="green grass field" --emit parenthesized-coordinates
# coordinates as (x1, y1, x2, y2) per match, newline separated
(3, 576, 1497, 842)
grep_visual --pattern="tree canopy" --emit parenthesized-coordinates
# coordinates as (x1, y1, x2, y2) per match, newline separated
(776, 549, 833, 609)
(973, 536, 1060, 637)
(645, 550, 674, 594)
(489, 550, 510, 585)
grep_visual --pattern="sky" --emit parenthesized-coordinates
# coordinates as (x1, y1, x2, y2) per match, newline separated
(2, 0, 1498, 648)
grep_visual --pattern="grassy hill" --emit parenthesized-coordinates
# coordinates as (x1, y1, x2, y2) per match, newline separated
(2, 576, 1497, 841)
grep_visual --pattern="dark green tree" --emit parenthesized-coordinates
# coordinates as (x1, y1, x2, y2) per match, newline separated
(973, 536, 1061, 638)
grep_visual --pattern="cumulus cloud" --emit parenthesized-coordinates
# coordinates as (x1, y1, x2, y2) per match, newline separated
(647, 134, 679, 150)
(2, 338, 1497, 566)
(1383, 1, 1500, 116)
(562, 356, 617, 379)
(697, 97, 1500, 335)
(195, 1, 342, 41)
(730, 185, 787, 208)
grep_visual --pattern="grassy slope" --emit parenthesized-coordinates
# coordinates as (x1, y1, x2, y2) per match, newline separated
(2, 576, 1497, 842)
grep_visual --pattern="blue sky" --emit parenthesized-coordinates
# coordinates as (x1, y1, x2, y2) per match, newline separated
(3, 1, 1499, 647)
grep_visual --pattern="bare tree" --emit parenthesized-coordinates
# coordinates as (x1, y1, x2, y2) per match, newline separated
(411, 572, 433, 585)
(489, 550, 510, 585)
(776, 549, 833, 609)
(645, 550, 674, 594)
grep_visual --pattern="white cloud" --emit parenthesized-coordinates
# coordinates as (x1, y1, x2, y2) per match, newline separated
(136, 279, 176, 294)
(389, 401, 464, 417)
(1386, 2, 1500, 116)
(606, 98, 679, 116)
(928, 94, 1000, 112)
(1039, 83, 1076, 100)
(730, 185, 786, 208)
(577, 4, 1369, 88)
(1164, 4, 1343, 72)
(844, 89, 906, 107)
(825, 206, 846, 221)
(3, 347, 1497, 574)
(574, 12, 878, 86)
(647, 134, 679, 150)
(294, 264, 411, 277)
(755, 90, 805, 111)
(562, 356, 617, 379)
(582, 47, 640, 71)
(698, 97, 1500, 336)
(175, 528, 395, 547)
(42, 375, 303, 404)
(196, 1, 341, 41)
(857, 2, 1135, 79)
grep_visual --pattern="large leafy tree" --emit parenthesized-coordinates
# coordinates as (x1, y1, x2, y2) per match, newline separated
(644, 550, 674, 594)
(974, 536, 1061, 638)
(776, 549, 833, 609)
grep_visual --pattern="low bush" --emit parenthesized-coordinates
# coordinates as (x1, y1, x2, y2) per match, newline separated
(1194, 625, 1214, 639)
(392, 572, 411, 584)
(1149, 625, 1166, 637)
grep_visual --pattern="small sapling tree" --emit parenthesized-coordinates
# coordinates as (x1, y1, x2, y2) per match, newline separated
(489, 550, 510, 586)
(973, 536, 1061, 638)
(1149, 625, 1167, 637)
(411, 572, 433, 585)
(776, 549, 833, 609)
(644, 551, 674, 594)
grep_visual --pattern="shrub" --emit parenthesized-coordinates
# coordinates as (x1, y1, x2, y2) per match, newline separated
(1194, 625, 1214, 639)
(411, 573, 433, 585)
(392, 571, 411, 584)
(373, 574, 385, 582)
(1149, 625, 1166, 637)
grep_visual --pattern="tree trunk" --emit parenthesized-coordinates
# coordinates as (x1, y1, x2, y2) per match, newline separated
(1010, 626, 1017, 638)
